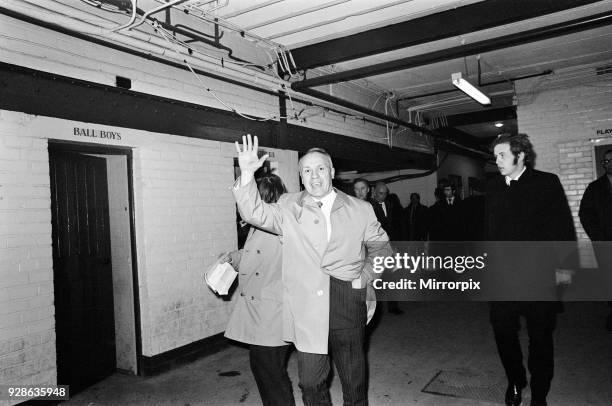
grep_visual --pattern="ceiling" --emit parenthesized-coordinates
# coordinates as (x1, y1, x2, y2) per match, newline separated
(33, 0, 612, 155)
(209, 0, 612, 151)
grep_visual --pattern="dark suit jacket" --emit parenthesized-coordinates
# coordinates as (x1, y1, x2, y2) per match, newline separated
(428, 198, 464, 241)
(485, 169, 575, 241)
(402, 203, 429, 241)
(462, 195, 485, 241)
(484, 168, 576, 301)
(579, 175, 612, 241)
(371, 198, 402, 240)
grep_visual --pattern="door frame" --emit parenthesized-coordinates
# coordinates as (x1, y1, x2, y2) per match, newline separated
(48, 139, 143, 376)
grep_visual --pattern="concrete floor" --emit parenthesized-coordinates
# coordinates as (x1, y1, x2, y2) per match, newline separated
(64, 302, 611, 406)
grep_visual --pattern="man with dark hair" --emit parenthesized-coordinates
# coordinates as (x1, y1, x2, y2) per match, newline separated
(233, 135, 390, 406)
(579, 148, 612, 331)
(486, 133, 575, 406)
(428, 179, 464, 241)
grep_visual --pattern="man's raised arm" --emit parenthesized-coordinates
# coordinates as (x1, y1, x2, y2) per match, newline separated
(233, 134, 283, 234)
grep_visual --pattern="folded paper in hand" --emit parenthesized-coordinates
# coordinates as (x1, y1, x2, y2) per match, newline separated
(205, 261, 237, 295)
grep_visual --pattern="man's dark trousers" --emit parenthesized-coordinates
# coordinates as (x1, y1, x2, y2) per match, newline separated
(490, 302, 557, 401)
(297, 277, 367, 406)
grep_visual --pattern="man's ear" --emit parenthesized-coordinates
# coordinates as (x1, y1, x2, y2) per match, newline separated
(518, 151, 525, 165)
(331, 167, 335, 179)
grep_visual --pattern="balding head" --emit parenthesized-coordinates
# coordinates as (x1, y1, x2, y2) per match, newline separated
(299, 148, 335, 198)
(373, 181, 389, 203)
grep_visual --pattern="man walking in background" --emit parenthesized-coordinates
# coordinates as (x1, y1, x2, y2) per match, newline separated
(371, 181, 403, 315)
(428, 179, 464, 241)
(579, 148, 612, 331)
(402, 192, 428, 241)
(485, 133, 575, 406)
(371, 181, 401, 241)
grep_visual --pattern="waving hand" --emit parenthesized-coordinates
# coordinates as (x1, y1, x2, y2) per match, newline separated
(235, 134, 269, 186)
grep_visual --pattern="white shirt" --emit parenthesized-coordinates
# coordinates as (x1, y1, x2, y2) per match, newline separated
(314, 190, 337, 242)
(505, 166, 526, 186)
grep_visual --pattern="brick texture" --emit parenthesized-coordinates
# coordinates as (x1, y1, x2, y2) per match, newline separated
(0, 108, 301, 402)
(516, 69, 612, 268)
(0, 112, 56, 406)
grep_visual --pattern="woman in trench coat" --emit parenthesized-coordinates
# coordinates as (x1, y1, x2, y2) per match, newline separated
(222, 174, 294, 406)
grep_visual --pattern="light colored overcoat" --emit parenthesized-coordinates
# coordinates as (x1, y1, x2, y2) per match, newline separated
(233, 178, 389, 354)
(224, 227, 287, 346)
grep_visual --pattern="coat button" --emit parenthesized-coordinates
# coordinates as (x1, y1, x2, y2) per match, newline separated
(257, 250, 260, 254)
(240, 292, 245, 297)
(314, 219, 319, 224)
(317, 290, 324, 296)
(255, 272, 259, 276)
(251, 296, 255, 300)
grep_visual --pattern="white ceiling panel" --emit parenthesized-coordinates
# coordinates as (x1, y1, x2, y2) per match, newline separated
(218, 0, 485, 47)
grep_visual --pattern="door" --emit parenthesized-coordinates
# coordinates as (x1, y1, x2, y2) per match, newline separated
(49, 150, 116, 393)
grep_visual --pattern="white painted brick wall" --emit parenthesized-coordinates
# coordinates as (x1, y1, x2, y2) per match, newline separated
(133, 136, 239, 355)
(0, 112, 56, 406)
(0, 111, 301, 400)
(516, 71, 612, 245)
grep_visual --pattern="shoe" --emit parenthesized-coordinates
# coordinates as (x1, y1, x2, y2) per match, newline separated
(388, 308, 404, 315)
(530, 399, 547, 406)
(504, 382, 526, 406)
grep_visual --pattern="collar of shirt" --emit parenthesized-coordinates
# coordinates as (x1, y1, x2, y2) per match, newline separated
(314, 190, 337, 209)
(447, 197, 454, 205)
(505, 166, 526, 186)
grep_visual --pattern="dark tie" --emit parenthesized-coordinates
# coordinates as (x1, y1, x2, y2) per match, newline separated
(509, 180, 518, 188)
(316, 201, 323, 208)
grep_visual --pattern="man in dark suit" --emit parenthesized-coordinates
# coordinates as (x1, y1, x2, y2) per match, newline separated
(578, 148, 612, 331)
(371, 181, 404, 315)
(371, 181, 402, 241)
(486, 133, 575, 406)
(402, 193, 428, 241)
(428, 179, 464, 241)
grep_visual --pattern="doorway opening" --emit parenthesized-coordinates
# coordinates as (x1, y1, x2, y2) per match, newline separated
(48, 141, 141, 394)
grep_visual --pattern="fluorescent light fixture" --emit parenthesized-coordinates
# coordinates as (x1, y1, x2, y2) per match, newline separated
(451, 72, 491, 105)
(495, 122, 504, 128)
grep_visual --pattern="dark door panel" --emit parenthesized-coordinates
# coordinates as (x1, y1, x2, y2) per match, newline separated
(49, 150, 116, 394)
